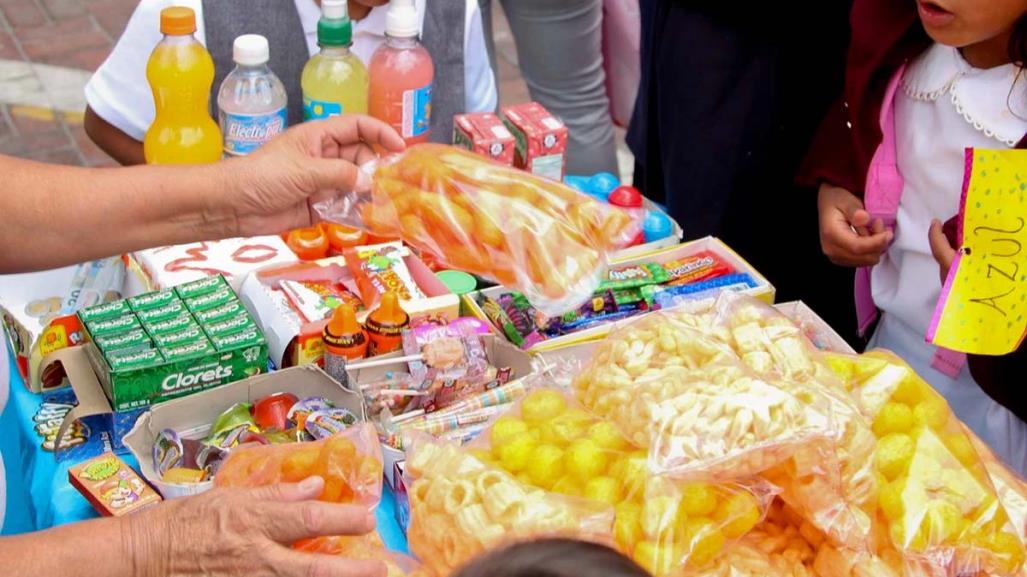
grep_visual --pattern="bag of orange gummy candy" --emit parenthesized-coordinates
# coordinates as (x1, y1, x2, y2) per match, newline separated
(312, 143, 641, 315)
(214, 423, 409, 569)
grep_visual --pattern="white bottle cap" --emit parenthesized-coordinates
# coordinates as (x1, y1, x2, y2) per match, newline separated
(322, 0, 348, 20)
(233, 34, 269, 65)
(386, 0, 419, 38)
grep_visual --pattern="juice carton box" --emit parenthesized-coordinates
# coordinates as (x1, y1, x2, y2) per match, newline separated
(452, 112, 516, 166)
(500, 102, 568, 181)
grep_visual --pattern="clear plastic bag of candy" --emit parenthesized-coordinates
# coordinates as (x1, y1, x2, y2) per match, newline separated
(403, 435, 615, 577)
(215, 423, 383, 508)
(825, 350, 1026, 576)
(293, 534, 426, 577)
(312, 144, 641, 315)
(463, 387, 775, 575)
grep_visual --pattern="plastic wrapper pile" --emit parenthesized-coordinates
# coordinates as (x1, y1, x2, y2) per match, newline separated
(215, 424, 422, 577)
(313, 143, 640, 315)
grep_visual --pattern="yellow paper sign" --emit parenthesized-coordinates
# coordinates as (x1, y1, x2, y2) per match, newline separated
(928, 149, 1027, 355)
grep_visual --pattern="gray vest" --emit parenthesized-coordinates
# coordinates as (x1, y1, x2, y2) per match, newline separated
(203, 0, 465, 143)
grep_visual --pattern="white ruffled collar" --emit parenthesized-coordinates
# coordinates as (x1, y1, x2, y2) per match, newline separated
(902, 44, 1027, 147)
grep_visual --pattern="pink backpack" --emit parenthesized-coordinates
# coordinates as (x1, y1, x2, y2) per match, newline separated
(857, 65, 967, 378)
(601, 0, 640, 127)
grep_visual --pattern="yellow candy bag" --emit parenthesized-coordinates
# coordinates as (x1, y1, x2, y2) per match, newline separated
(404, 436, 614, 577)
(466, 387, 774, 575)
(827, 350, 1026, 576)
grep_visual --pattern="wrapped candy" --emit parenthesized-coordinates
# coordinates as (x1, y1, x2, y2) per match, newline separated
(825, 351, 1027, 576)
(404, 437, 614, 577)
(467, 388, 774, 575)
(313, 144, 641, 315)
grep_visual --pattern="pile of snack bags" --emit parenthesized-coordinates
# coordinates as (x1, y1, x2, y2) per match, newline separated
(397, 292, 1027, 577)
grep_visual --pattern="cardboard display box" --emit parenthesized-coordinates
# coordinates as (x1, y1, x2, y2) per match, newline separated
(240, 254, 460, 369)
(346, 335, 536, 489)
(127, 236, 297, 295)
(0, 258, 125, 392)
(464, 236, 775, 354)
(534, 300, 855, 371)
(123, 364, 365, 498)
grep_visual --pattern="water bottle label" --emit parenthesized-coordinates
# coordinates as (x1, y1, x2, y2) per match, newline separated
(402, 83, 432, 138)
(304, 98, 342, 120)
(220, 108, 288, 157)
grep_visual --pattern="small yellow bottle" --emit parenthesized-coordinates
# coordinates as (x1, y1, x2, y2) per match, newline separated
(143, 7, 222, 164)
(301, 0, 368, 120)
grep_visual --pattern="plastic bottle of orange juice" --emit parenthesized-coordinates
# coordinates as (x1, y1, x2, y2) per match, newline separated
(368, 0, 434, 144)
(144, 7, 222, 165)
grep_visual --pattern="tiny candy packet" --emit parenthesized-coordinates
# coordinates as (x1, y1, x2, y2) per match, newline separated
(279, 279, 364, 324)
(344, 242, 426, 307)
(598, 262, 669, 291)
(663, 250, 734, 286)
(69, 453, 162, 516)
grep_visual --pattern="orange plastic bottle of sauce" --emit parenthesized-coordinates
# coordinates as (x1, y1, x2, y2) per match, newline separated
(287, 226, 330, 261)
(322, 303, 368, 382)
(365, 290, 409, 356)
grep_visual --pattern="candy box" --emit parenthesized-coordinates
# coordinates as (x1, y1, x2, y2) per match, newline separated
(346, 334, 536, 480)
(239, 252, 459, 368)
(0, 257, 125, 392)
(452, 112, 516, 166)
(76, 284, 268, 411)
(123, 364, 366, 498)
(126, 236, 297, 294)
(464, 237, 775, 353)
(501, 102, 569, 181)
(68, 453, 162, 517)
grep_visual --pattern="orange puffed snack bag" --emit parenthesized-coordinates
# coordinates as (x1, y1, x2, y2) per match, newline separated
(313, 144, 641, 315)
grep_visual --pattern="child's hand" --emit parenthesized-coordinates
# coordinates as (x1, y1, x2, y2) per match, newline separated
(817, 183, 893, 267)
(928, 219, 957, 285)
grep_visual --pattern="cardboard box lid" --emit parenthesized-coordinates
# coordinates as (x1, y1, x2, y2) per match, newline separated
(132, 237, 297, 292)
(123, 364, 366, 497)
(39, 346, 115, 456)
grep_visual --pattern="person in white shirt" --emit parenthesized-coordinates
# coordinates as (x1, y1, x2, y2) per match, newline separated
(0, 115, 401, 576)
(84, 0, 496, 165)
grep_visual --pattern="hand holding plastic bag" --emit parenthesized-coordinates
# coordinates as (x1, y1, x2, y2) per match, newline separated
(313, 144, 641, 315)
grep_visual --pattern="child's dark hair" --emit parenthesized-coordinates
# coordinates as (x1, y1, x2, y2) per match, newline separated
(451, 539, 652, 577)
(1012, 17, 1027, 67)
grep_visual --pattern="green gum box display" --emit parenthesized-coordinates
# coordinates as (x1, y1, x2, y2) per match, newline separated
(78, 280, 268, 411)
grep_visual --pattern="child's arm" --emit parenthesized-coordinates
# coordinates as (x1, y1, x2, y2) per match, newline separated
(817, 183, 893, 267)
(84, 106, 145, 166)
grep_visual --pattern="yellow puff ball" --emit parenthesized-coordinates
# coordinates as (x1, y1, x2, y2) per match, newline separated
(551, 476, 582, 497)
(490, 416, 529, 451)
(526, 444, 565, 490)
(681, 517, 726, 568)
(912, 397, 949, 431)
(633, 541, 681, 577)
(498, 434, 538, 473)
(520, 390, 568, 424)
(615, 501, 643, 551)
(584, 476, 623, 507)
(875, 433, 915, 481)
(678, 482, 718, 517)
(714, 491, 761, 539)
(873, 402, 914, 437)
(565, 439, 608, 480)
(588, 421, 630, 452)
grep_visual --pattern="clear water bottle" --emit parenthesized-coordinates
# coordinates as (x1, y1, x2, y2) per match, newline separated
(217, 34, 288, 157)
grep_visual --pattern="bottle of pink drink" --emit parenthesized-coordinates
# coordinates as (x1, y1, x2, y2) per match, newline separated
(369, 0, 434, 145)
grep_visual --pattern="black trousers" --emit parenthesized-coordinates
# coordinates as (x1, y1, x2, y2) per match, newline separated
(628, 0, 862, 348)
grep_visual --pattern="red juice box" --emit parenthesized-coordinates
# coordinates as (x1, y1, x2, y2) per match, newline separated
(500, 102, 568, 181)
(452, 112, 516, 165)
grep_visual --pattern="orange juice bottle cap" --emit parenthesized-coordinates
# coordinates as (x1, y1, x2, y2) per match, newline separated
(160, 6, 197, 35)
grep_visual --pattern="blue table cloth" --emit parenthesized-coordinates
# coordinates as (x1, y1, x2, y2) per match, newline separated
(1, 349, 408, 554)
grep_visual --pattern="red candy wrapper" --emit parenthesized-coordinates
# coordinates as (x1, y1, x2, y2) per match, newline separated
(345, 242, 426, 309)
(663, 251, 734, 286)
